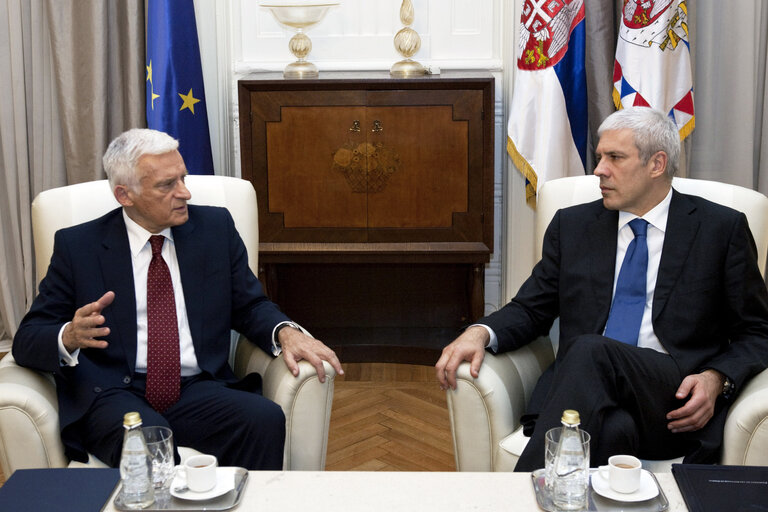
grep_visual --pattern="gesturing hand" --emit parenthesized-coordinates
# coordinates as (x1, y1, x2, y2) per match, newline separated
(278, 326, 344, 383)
(62, 291, 115, 353)
(435, 326, 489, 391)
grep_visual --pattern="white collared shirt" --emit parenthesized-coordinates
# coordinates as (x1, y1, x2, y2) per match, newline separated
(122, 211, 201, 375)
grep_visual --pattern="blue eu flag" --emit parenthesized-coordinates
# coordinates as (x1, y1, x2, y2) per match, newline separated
(146, 0, 214, 174)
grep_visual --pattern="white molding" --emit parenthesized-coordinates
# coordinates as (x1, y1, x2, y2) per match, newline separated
(233, 58, 503, 74)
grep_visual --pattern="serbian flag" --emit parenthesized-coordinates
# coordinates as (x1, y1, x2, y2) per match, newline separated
(146, 0, 214, 174)
(507, 0, 587, 205)
(613, 0, 694, 139)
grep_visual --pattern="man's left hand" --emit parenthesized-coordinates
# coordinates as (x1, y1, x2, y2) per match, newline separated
(666, 369, 724, 433)
(278, 327, 343, 383)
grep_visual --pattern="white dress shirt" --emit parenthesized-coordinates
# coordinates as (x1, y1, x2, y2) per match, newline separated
(483, 188, 673, 354)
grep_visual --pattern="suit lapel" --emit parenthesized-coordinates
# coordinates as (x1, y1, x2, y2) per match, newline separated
(172, 214, 204, 352)
(653, 190, 699, 321)
(98, 212, 138, 372)
(588, 206, 619, 331)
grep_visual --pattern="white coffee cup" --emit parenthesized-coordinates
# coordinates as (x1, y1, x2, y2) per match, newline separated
(182, 454, 218, 493)
(598, 454, 642, 494)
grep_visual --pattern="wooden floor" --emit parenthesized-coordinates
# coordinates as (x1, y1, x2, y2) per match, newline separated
(326, 363, 455, 471)
(0, 362, 453, 487)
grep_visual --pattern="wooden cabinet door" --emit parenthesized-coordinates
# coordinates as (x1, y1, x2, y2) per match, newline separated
(266, 106, 367, 229)
(366, 105, 468, 230)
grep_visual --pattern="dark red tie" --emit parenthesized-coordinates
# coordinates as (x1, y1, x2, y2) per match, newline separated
(145, 235, 180, 412)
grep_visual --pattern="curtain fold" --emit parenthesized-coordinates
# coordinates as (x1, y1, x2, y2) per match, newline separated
(0, 0, 144, 351)
(688, 0, 768, 191)
(0, 0, 64, 351)
(45, 0, 145, 184)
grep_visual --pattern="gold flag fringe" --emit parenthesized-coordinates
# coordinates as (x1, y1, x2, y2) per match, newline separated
(507, 135, 538, 208)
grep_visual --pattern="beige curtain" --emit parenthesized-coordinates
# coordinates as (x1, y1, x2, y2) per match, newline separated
(0, 0, 144, 351)
(688, 0, 768, 194)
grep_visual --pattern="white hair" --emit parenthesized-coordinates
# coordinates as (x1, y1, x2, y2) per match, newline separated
(598, 107, 681, 177)
(102, 129, 179, 191)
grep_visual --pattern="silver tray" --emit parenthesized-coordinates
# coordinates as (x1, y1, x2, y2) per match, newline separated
(531, 468, 669, 511)
(113, 467, 248, 511)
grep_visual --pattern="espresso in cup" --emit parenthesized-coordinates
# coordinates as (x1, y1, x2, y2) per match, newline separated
(183, 454, 218, 493)
(599, 455, 642, 494)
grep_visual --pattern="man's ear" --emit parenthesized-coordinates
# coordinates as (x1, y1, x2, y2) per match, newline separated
(114, 185, 133, 207)
(649, 151, 668, 179)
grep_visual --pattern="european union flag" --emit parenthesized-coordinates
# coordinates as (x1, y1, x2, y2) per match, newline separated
(146, 0, 214, 174)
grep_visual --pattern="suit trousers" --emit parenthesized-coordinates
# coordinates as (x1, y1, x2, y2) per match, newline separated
(76, 373, 285, 470)
(514, 335, 699, 471)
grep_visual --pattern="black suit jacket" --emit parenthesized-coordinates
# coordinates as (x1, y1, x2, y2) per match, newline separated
(13, 205, 290, 438)
(484, 189, 768, 395)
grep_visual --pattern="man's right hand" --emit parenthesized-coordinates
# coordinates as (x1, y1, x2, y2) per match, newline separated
(62, 291, 115, 353)
(435, 325, 489, 391)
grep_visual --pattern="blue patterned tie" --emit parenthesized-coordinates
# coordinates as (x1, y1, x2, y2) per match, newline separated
(604, 218, 649, 345)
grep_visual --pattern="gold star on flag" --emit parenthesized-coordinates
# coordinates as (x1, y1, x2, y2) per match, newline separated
(178, 88, 201, 114)
(146, 61, 160, 110)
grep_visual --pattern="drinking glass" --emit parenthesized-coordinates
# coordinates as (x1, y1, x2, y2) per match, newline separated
(142, 426, 175, 493)
(544, 427, 590, 492)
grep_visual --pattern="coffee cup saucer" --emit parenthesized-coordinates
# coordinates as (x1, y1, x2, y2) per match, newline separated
(171, 467, 235, 501)
(591, 469, 658, 502)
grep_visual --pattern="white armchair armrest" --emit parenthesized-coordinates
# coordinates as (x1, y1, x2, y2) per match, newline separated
(0, 354, 69, 474)
(234, 336, 336, 470)
(721, 367, 768, 466)
(446, 336, 554, 471)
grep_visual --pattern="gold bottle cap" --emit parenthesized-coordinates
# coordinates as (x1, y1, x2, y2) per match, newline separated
(561, 409, 580, 425)
(123, 411, 143, 427)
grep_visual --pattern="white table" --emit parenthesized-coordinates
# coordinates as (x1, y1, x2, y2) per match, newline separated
(103, 470, 689, 511)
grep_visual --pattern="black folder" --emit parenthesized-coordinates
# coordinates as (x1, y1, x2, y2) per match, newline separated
(0, 468, 120, 512)
(671, 463, 768, 512)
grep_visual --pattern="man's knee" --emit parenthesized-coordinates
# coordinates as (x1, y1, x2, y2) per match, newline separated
(557, 334, 617, 367)
(240, 396, 286, 440)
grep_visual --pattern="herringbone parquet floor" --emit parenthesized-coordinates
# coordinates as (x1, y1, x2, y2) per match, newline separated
(326, 363, 455, 471)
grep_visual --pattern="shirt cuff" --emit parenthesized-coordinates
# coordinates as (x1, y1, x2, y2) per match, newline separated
(57, 322, 79, 366)
(470, 323, 498, 353)
(271, 321, 301, 356)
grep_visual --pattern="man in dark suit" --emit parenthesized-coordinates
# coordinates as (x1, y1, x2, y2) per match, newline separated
(13, 128, 343, 470)
(436, 107, 768, 469)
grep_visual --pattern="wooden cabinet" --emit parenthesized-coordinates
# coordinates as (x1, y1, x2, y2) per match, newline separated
(238, 72, 494, 364)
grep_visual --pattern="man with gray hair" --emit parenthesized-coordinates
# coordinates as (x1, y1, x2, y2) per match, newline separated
(436, 107, 768, 468)
(14, 128, 343, 470)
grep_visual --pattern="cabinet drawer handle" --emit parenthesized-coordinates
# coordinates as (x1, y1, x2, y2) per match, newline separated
(349, 120, 361, 132)
(372, 120, 383, 132)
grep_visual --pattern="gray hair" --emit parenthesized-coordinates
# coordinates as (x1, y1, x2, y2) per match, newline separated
(102, 129, 179, 191)
(597, 107, 680, 177)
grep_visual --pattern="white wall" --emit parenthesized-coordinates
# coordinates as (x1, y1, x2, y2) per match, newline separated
(195, 0, 532, 314)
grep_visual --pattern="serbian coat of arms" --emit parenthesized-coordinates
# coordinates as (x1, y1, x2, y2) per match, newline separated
(517, 0, 584, 70)
(619, 0, 689, 51)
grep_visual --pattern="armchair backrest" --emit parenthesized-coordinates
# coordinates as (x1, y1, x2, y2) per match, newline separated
(31, 176, 259, 287)
(535, 175, 768, 278)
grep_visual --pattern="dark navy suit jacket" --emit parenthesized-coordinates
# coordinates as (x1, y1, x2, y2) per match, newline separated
(13, 205, 290, 450)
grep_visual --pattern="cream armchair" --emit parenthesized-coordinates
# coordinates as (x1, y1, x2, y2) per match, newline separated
(0, 175, 335, 475)
(448, 175, 768, 472)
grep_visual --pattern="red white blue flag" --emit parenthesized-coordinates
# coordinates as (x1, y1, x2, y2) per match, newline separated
(507, 0, 587, 205)
(613, 0, 694, 139)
